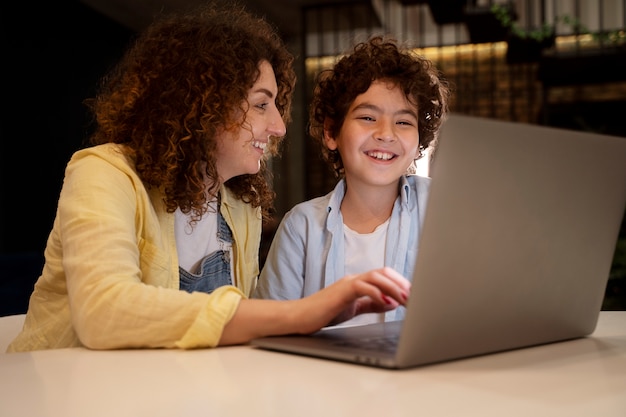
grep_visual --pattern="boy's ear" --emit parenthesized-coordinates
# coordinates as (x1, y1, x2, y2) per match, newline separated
(323, 119, 338, 150)
(414, 143, 423, 159)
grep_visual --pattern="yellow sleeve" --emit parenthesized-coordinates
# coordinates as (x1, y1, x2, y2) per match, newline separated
(175, 286, 244, 348)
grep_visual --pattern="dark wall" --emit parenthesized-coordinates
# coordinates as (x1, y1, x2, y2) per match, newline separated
(0, 0, 134, 315)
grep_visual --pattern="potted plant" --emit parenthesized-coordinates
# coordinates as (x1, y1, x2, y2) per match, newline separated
(427, 0, 476, 25)
(491, 2, 556, 64)
(538, 24, 626, 89)
(505, 27, 556, 64)
(463, 2, 516, 44)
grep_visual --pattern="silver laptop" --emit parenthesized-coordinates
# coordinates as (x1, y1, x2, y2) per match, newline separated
(250, 114, 626, 369)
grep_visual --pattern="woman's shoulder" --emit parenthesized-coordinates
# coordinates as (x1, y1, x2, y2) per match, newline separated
(65, 144, 142, 191)
(69, 143, 133, 170)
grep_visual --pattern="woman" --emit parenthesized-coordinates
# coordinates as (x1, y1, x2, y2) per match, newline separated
(7, 5, 409, 352)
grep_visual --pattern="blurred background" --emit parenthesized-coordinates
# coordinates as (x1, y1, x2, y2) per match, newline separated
(1, 0, 624, 314)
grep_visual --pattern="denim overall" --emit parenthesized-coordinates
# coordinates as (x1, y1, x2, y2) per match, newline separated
(179, 210, 233, 294)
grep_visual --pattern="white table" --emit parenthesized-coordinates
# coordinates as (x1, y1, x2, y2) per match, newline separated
(1, 311, 625, 417)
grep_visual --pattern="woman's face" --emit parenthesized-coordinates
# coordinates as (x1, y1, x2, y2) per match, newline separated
(215, 60, 286, 182)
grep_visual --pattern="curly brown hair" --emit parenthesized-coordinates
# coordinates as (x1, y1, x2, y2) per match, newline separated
(85, 3, 296, 223)
(309, 36, 450, 178)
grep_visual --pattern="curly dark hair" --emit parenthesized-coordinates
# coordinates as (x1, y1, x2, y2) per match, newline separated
(309, 35, 450, 177)
(85, 3, 296, 223)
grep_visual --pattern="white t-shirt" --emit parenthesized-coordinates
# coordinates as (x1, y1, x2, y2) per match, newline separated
(338, 218, 390, 327)
(174, 202, 231, 274)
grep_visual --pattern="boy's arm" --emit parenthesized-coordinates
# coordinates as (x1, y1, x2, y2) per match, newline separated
(253, 212, 306, 300)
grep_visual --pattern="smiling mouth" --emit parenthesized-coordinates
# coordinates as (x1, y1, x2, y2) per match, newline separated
(252, 140, 267, 152)
(366, 150, 395, 161)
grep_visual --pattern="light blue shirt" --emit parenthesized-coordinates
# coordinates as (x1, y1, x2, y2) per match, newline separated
(253, 175, 430, 321)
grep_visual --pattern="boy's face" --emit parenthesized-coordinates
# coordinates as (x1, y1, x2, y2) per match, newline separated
(325, 80, 420, 189)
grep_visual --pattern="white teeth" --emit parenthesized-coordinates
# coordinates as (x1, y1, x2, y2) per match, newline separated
(252, 141, 267, 151)
(367, 151, 393, 160)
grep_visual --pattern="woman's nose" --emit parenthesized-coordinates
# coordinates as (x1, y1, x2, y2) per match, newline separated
(268, 108, 286, 137)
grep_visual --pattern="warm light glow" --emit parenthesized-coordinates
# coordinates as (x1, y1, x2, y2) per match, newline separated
(415, 148, 431, 177)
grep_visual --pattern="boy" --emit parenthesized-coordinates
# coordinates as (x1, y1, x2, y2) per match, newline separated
(253, 36, 450, 326)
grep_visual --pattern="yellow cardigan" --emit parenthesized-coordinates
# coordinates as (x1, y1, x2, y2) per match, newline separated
(7, 144, 261, 352)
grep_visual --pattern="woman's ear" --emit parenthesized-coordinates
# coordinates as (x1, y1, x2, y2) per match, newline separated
(323, 119, 338, 150)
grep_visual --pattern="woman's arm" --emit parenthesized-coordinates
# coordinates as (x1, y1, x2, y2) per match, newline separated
(219, 266, 410, 345)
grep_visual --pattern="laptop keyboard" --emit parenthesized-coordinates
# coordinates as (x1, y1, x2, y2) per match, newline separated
(333, 335, 399, 353)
